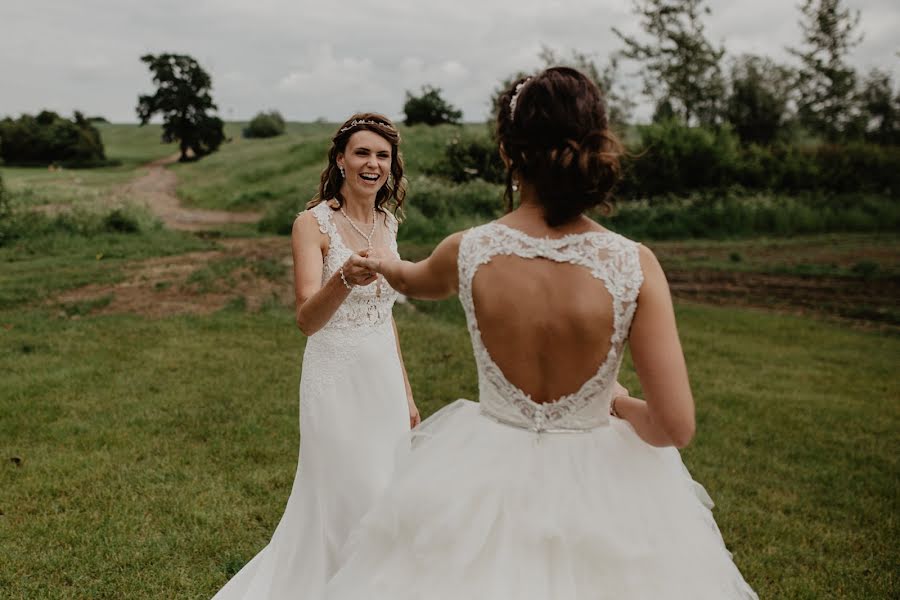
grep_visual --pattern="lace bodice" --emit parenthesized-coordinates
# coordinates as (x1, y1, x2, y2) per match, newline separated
(459, 222, 644, 433)
(307, 202, 400, 332)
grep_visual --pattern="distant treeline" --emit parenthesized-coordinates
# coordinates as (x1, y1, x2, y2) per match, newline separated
(432, 122, 900, 199)
(0, 111, 116, 167)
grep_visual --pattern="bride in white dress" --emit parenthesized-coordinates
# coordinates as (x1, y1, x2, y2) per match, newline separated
(212, 113, 419, 599)
(327, 68, 757, 598)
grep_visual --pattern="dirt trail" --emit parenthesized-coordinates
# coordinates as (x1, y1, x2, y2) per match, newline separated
(122, 155, 262, 231)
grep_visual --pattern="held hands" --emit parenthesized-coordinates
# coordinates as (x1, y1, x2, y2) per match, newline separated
(347, 250, 385, 275)
(340, 252, 378, 288)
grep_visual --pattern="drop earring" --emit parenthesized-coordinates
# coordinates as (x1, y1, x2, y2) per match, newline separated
(512, 177, 519, 193)
(339, 165, 345, 178)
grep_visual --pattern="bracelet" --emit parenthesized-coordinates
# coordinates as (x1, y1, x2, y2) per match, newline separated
(610, 396, 621, 418)
(339, 266, 353, 290)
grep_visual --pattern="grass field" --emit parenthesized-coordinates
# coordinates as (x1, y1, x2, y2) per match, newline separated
(1, 123, 899, 598)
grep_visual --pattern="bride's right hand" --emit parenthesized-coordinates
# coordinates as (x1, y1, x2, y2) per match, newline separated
(341, 255, 377, 287)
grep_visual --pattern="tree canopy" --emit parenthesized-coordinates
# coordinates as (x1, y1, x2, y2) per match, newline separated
(403, 86, 463, 126)
(136, 53, 225, 161)
(613, 0, 725, 126)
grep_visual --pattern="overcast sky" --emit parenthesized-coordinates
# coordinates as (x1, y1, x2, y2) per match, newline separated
(1, 0, 897, 123)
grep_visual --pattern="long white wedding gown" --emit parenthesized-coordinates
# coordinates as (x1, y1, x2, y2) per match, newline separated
(325, 222, 758, 599)
(213, 201, 409, 599)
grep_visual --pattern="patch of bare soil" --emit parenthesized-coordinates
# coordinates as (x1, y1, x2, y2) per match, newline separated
(53, 238, 294, 318)
(668, 269, 900, 330)
(119, 155, 262, 231)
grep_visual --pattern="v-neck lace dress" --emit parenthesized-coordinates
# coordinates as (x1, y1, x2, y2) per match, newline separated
(212, 201, 409, 599)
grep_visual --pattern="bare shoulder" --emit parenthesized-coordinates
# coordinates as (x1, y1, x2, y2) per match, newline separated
(293, 209, 319, 236)
(292, 209, 329, 255)
(432, 230, 465, 260)
(637, 243, 665, 280)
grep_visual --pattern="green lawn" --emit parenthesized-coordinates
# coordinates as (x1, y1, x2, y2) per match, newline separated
(1, 122, 898, 598)
(0, 298, 897, 598)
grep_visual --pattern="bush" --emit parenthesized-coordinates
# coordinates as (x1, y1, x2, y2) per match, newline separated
(243, 111, 286, 139)
(403, 85, 462, 126)
(0, 111, 107, 166)
(617, 121, 900, 199)
(608, 190, 900, 240)
(0, 205, 154, 247)
(397, 177, 502, 244)
(619, 120, 742, 197)
(430, 133, 505, 184)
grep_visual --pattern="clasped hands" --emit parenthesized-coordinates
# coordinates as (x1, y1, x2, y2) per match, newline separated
(341, 250, 384, 287)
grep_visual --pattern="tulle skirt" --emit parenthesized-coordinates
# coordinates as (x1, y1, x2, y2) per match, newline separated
(326, 399, 757, 600)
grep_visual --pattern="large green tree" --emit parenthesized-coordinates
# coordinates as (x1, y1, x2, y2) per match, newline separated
(725, 55, 795, 145)
(854, 68, 900, 145)
(613, 0, 725, 126)
(136, 53, 225, 161)
(403, 85, 462, 126)
(788, 0, 862, 141)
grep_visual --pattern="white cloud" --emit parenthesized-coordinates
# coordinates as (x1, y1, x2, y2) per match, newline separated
(0, 0, 897, 122)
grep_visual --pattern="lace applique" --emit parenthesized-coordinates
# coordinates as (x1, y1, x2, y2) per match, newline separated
(306, 202, 400, 332)
(458, 222, 644, 432)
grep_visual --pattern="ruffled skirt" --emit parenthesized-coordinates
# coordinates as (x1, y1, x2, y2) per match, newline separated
(326, 399, 757, 599)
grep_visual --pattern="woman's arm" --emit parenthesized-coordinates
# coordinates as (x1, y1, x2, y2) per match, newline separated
(291, 211, 377, 336)
(391, 317, 420, 428)
(354, 231, 464, 300)
(621, 244, 696, 449)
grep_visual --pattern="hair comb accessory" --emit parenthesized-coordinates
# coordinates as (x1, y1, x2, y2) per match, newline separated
(509, 77, 533, 118)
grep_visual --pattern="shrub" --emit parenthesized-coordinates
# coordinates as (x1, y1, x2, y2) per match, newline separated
(617, 121, 900, 199)
(619, 120, 742, 198)
(430, 133, 505, 184)
(243, 111, 286, 139)
(0, 111, 107, 166)
(608, 190, 900, 239)
(403, 86, 462, 126)
(0, 205, 153, 247)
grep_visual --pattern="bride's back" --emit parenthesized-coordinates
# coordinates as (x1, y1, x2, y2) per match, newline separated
(471, 229, 616, 404)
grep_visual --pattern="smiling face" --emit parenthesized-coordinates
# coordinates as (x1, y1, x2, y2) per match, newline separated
(337, 130, 393, 198)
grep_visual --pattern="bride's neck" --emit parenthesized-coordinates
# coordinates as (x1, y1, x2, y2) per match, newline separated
(341, 190, 377, 224)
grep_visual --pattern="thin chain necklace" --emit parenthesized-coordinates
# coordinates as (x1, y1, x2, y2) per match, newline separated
(339, 205, 377, 250)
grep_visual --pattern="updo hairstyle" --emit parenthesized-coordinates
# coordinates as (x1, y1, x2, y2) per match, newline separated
(495, 67, 623, 226)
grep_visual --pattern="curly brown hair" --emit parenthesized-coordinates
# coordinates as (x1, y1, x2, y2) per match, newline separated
(307, 112, 406, 218)
(495, 67, 623, 226)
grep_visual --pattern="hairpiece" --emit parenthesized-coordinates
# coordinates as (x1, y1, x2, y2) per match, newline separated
(338, 119, 392, 134)
(509, 77, 533, 118)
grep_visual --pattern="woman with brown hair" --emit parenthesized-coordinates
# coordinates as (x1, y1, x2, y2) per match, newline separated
(212, 113, 419, 599)
(326, 70, 757, 598)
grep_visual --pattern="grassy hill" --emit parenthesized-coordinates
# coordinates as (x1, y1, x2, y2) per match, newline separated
(0, 122, 898, 598)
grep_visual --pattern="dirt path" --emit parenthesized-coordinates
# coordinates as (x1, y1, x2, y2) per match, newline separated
(121, 155, 262, 231)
